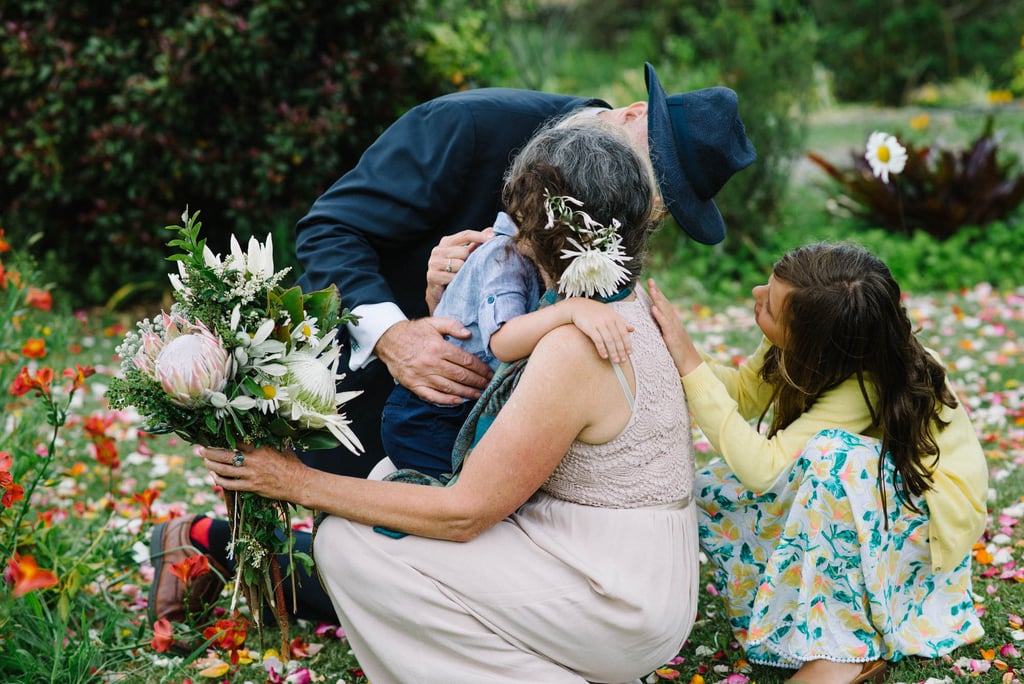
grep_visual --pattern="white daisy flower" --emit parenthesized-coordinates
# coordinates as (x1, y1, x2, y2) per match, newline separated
(291, 317, 320, 343)
(865, 131, 908, 183)
(255, 382, 288, 414)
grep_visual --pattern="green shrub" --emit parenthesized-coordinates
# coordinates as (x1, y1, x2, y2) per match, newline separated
(809, 0, 1024, 105)
(806, 117, 1024, 239)
(0, 0, 469, 308)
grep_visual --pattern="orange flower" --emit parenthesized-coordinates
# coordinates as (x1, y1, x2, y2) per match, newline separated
(170, 554, 211, 585)
(203, 615, 249, 664)
(10, 366, 54, 397)
(83, 413, 114, 439)
(132, 488, 161, 521)
(63, 364, 95, 391)
(0, 473, 24, 508)
(4, 552, 59, 598)
(0, 229, 9, 252)
(151, 617, 175, 653)
(20, 338, 46, 359)
(92, 438, 120, 469)
(25, 287, 52, 311)
(0, 451, 11, 471)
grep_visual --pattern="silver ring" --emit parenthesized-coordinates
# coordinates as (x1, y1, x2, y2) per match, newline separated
(445, 258, 453, 273)
(232, 451, 245, 467)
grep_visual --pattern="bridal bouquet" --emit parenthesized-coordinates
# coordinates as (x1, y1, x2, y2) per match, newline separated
(107, 208, 362, 648)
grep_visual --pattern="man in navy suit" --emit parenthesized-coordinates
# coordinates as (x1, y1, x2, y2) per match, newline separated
(294, 63, 756, 478)
(148, 62, 756, 626)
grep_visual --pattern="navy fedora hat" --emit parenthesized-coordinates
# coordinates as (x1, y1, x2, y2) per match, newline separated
(645, 62, 756, 245)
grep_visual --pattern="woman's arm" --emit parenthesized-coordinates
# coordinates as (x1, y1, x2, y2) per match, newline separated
(204, 326, 624, 541)
(490, 297, 634, 364)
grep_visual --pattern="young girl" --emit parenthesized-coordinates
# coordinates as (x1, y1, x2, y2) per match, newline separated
(649, 242, 988, 684)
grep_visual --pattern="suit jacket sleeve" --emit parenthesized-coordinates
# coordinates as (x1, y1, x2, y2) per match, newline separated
(294, 97, 480, 312)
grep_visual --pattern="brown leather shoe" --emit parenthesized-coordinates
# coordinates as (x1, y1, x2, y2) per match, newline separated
(147, 515, 228, 626)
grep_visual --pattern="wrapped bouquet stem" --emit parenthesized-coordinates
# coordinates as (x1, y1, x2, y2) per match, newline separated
(107, 209, 362, 655)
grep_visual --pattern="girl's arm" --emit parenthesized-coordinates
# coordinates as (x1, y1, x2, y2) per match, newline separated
(490, 297, 634, 363)
(203, 326, 627, 541)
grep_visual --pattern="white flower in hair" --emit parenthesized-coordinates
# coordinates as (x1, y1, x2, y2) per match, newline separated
(545, 191, 631, 298)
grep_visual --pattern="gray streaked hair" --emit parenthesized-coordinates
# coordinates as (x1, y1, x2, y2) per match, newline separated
(502, 116, 658, 284)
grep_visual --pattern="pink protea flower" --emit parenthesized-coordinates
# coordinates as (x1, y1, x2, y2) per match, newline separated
(154, 322, 232, 407)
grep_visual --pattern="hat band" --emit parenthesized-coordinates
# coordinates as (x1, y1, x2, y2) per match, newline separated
(667, 100, 714, 201)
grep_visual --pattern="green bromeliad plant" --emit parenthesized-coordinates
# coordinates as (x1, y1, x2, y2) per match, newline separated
(807, 116, 1024, 240)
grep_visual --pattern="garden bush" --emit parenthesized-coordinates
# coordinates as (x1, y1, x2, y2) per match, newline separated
(806, 117, 1024, 239)
(0, 0, 478, 308)
(609, 0, 817, 267)
(808, 0, 1024, 105)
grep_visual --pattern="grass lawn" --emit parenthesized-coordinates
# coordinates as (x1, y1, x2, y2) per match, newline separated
(2, 275, 1022, 683)
(3, 100, 1024, 683)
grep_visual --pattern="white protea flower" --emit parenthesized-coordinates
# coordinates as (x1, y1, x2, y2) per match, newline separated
(154, 324, 233, 408)
(865, 131, 908, 183)
(558, 236, 631, 298)
(279, 339, 362, 454)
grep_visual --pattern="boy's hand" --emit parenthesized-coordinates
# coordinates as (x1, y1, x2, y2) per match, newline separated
(563, 298, 634, 363)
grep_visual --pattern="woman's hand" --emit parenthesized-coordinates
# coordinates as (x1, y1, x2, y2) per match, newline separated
(647, 278, 702, 376)
(425, 227, 494, 314)
(201, 445, 307, 504)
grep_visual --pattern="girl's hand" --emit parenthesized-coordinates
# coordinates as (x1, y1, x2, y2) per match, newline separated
(647, 278, 701, 376)
(563, 298, 634, 363)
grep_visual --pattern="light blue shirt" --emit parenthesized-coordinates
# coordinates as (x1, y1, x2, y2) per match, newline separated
(433, 212, 543, 371)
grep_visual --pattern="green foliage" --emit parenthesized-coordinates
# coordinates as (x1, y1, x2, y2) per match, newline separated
(0, 0, 460, 308)
(622, 0, 817, 267)
(807, 117, 1024, 239)
(809, 0, 1024, 105)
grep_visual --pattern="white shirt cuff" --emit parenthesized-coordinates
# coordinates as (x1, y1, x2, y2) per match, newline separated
(347, 302, 407, 371)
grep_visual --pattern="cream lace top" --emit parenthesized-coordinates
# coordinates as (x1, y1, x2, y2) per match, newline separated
(541, 289, 694, 507)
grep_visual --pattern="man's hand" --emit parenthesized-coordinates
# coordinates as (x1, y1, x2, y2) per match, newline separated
(376, 318, 493, 404)
(425, 227, 494, 314)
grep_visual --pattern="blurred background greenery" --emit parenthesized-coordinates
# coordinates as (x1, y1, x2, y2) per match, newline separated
(2, 0, 1023, 308)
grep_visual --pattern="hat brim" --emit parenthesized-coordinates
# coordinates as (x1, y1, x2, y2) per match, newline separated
(645, 63, 726, 245)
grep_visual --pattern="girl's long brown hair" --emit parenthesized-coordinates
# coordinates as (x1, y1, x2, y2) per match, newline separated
(760, 242, 956, 509)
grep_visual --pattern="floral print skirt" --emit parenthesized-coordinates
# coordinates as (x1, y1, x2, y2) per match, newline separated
(696, 428, 983, 668)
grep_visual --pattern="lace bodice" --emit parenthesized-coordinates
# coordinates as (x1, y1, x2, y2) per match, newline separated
(541, 290, 694, 507)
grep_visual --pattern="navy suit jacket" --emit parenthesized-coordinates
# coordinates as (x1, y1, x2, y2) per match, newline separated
(295, 88, 606, 321)
(293, 87, 607, 473)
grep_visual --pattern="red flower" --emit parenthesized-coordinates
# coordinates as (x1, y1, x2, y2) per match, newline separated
(83, 413, 114, 439)
(203, 615, 249, 664)
(20, 338, 46, 359)
(170, 554, 211, 585)
(92, 438, 120, 469)
(0, 473, 24, 508)
(63, 364, 95, 391)
(25, 287, 52, 311)
(132, 488, 160, 521)
(0, 452, 11, 471)
(10, 366, 54, 397)
(0, 229, 9, 253)
(4, 552, 59, 598)
(151, 617, 175, 653)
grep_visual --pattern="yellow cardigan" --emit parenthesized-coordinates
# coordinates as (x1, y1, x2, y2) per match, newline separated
(682, 338, 988, 573)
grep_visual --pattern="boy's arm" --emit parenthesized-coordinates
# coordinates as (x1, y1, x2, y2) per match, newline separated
(491, 298, 633, 363)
